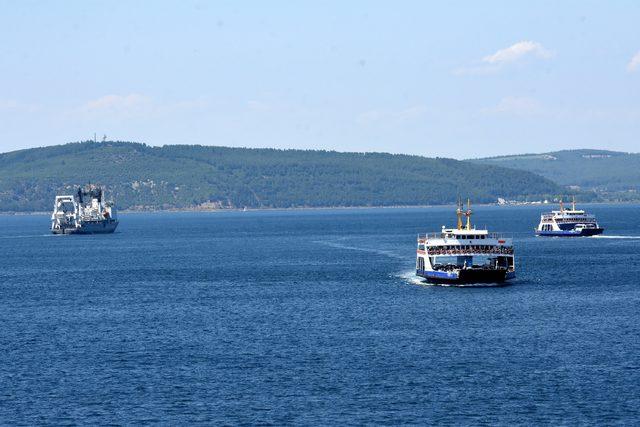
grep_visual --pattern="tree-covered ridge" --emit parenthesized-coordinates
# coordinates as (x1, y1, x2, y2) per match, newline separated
(0, 141, 563, 211)
(470, 149, 640, 198)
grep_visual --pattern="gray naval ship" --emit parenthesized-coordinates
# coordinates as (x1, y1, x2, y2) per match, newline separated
(51, 185, 118, 234)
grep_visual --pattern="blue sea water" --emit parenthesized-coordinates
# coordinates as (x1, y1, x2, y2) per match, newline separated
(1, 204, 639, 425)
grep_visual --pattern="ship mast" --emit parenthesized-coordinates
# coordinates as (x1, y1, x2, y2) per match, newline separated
(465, 198, 472, 230)
(572, 195, 576, 211)
(559, 197, 564, 213)
(456, 198, 463, 230)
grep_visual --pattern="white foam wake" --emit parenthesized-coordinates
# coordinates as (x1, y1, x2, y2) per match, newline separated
(0, 234, 53, 239)
(396, 269, 428, 286)
(589, 235, 640, 239)
(314, 239, 405, 259)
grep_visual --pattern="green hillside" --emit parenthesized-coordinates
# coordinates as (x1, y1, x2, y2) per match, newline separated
(0, 141, 564, 211)
(470, 149, 640, 200)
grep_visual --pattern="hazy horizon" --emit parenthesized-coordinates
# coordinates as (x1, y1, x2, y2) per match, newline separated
(2, 1, 640, 158)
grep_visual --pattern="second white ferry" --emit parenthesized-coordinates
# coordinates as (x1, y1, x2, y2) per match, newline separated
(535, 197, 603, 237)
(416, 200, 515, 284)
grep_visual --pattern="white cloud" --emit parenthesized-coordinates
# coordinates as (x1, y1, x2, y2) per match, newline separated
(480, 98, 640, 122)
(481, 96, 542, 116)
(72, 94, 208, 119)
(356, 105, 428, 125)
(83, 94, 153, 113)
(0, 99, 41, 113)
(627, 51, 640, 72)
(452, 65, 501, 76)
(454, 41, 553, 75)
(482, 41, 553, 64)
(247, 100, 272, 112)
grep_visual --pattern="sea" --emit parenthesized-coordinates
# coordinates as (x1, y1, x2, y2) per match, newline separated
(1, 204, 639, 425)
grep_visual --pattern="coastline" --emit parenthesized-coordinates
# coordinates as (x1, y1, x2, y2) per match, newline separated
(1, 200, 636, 216)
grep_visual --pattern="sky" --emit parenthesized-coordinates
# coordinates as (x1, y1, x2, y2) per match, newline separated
(1, 0, 639, 159)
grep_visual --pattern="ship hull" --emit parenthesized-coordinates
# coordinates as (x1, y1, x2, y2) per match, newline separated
(416, 268, 515, 284)
(535, 228, 603, 237)
(52, 220, 118, 235)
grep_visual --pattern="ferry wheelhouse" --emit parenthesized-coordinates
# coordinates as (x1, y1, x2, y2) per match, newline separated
(535, 197, 603, 237)
(416, 201, 515, 284)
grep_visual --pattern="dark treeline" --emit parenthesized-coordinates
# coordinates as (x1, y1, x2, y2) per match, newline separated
(471, 149, 640, 201)
(0, 141, 565, 211)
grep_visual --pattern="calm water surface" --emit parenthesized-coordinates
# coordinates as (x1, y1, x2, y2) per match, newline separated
(1, 205, 639, 425)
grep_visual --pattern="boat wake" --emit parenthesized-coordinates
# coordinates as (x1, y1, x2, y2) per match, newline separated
(589, 235, 640, 239)
(396, 270, 430, 286)
(0, 234, 54, 239)
(314, 238, 405, 260)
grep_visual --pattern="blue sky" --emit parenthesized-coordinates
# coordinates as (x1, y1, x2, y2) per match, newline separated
(1, 1, 639, 158)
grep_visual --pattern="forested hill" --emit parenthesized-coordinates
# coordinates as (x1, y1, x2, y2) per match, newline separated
(0, 141, 563, 211)
(470, 149, 640, 200)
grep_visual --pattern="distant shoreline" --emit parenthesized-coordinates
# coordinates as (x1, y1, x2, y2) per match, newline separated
(1, 200, 637, 216)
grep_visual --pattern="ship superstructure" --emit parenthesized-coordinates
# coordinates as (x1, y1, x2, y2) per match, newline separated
(535, 197, 603, 237)
(51, 185, 118, 234)
(416, 200, 515, 284)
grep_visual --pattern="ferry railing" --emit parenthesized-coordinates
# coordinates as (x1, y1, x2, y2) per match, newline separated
(418, 232, 513, 242)
(422, 247, 515, 256)
(542, 214, 596, 221)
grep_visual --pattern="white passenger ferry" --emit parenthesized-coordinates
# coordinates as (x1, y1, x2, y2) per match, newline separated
(416, 200, 515, 284)
(535, 197, 603, 237)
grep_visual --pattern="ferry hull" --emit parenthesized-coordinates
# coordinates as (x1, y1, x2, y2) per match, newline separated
(52, 220, 118, 235)
(416, 268, 515, 284)
(535, 227, 603, 237)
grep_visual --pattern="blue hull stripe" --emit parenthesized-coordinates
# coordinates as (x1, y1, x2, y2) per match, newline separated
(416, 269, 516, 283)
(536, 228, 603, 237)
(416, 269, 459, 279)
